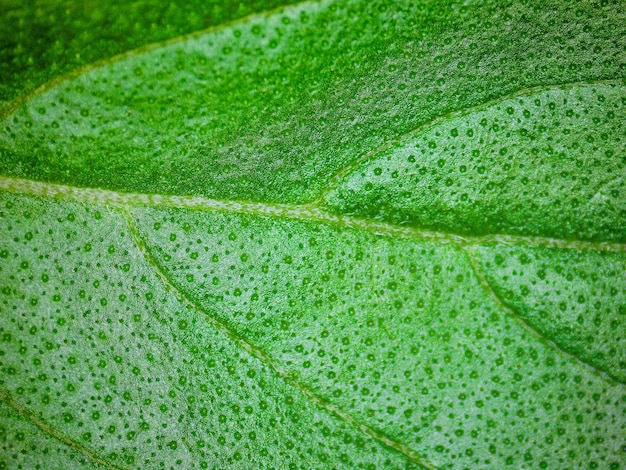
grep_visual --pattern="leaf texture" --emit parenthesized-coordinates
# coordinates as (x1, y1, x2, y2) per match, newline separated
(0, 0, 625, 469)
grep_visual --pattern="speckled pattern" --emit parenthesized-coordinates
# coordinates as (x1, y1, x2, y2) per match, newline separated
(1, 0, 625, 203)
(324, 82, 626, 242)
(0, 0, 625, 469)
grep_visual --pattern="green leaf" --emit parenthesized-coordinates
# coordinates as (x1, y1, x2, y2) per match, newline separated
(0, 0, 301, 110)
(0, 0, 625, 469)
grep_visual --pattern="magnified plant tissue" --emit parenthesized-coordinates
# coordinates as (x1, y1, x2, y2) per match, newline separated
(0, 0, 625, 468)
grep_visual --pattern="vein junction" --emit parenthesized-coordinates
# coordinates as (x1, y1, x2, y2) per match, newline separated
(1, 175, 624, 253)
(1, 173, 624, 467)
(122, 209, 438, 469)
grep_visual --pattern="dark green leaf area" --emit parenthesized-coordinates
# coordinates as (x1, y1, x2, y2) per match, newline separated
(134, 206, 626, 469)
(0, 0, 300, 108)
(1, 0, 624, 203)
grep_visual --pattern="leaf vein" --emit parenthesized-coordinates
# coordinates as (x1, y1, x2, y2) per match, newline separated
(120, 208, 438, 470)
(0, 390, 126, 470)
(461, 245, 626, 388)
(1, 175, 625, 253)
(312, 77, 625, 204)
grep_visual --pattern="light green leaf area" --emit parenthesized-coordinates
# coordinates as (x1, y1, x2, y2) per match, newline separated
(0, 0, 625, 469)
(0, 195, 412, 470)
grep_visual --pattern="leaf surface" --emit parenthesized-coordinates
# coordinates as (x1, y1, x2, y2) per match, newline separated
(0, 0, 625, 469)
(1, 0, 625, 203)
(0, 0, 300, 110)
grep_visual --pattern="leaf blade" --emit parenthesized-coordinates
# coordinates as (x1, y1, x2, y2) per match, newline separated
(1, 0, 625, 203)
(0, 193, 417, 469)
(1, 0, 626, 468)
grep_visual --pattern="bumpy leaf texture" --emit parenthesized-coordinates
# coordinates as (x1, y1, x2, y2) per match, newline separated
(0, 0, 625, 469)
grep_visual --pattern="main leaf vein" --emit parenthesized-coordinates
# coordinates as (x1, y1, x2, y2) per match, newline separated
(1, 175, 624, 253)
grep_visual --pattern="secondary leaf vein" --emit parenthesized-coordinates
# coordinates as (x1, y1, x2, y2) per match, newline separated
(0, 0, 326, 119)
(0, 390, 126, 470)
(312, 78, 624, 204)
(120, 208, 438, 470)
(461, 245, 626, 388)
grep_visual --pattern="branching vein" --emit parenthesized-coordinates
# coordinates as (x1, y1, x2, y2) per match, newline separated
(120, 208, 438, 470)
(1, 175, 624, 253)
